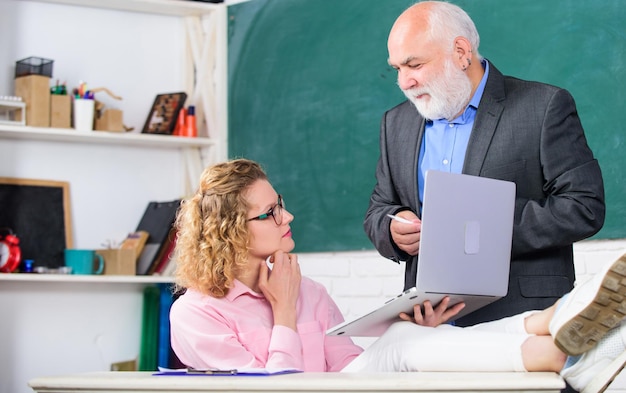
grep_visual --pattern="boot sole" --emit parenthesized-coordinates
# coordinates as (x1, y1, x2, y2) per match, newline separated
(555, 254, 626, 356)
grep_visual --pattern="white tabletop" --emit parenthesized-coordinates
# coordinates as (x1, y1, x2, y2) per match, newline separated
(28, 371, 565, 393)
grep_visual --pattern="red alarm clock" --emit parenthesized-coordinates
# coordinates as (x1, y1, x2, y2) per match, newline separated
(0, 228, 21, 273)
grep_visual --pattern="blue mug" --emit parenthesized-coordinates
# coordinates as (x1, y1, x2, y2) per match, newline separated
(64, 249, 104, 275)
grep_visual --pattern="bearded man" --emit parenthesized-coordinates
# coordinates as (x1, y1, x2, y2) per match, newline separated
(364, 1, 605, 327)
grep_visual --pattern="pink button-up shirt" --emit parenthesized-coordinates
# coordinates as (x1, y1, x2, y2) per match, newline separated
(170, 277, 363, 372)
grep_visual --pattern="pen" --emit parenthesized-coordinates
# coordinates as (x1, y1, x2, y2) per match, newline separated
(187, 368, 238, 375)
(386, 213, 415, 224)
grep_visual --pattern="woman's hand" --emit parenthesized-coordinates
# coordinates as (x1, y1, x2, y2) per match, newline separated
(399, 297, 466, 327)
(258, 250, 302, 330)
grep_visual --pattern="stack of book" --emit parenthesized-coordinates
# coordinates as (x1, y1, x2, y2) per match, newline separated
(139, 284, 185, 371)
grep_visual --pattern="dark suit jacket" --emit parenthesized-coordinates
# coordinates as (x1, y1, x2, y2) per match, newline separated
(364, 61, 605, 326)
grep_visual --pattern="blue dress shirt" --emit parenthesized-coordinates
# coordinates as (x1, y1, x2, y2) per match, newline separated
(417, 61, 490, 205)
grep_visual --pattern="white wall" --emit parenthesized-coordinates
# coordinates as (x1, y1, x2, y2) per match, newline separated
(0, 280, 149, 393)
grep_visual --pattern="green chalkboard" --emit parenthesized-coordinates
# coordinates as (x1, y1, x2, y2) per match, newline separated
(228, 0, 626, 252)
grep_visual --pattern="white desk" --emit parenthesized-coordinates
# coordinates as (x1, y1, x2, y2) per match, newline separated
(28, 371, 565, 393)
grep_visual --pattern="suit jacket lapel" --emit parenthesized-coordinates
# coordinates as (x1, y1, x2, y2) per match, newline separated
(463, 61, 506, 176)
(415, 116, 426, 212)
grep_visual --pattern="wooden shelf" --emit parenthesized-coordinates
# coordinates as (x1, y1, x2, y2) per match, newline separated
(0, 124, 215, 149)
(0, 272, 173, 284)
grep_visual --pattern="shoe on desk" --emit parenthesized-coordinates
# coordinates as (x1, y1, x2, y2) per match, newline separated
(550, 253, 626, 356)
(561, 321, 626, 393)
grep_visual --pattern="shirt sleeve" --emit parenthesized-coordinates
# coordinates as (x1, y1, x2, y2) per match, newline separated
(267, 325, 304, 370)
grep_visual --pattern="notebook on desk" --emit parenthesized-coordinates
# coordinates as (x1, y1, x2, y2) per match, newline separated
(326, 170, 516, 337)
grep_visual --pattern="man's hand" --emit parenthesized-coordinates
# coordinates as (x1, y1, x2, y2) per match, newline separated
(398, 297, 466, 327)
(389, 212, 421, 256)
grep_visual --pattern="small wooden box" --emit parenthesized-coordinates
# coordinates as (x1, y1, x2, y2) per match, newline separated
(50, 95, 71, 128)
(97, 248, 136, 275)
(14, 75, 51, 127)
(95, 109, 124, 132)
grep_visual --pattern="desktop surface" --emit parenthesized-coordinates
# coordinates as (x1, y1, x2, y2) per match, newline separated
(29, 370, 564, 393)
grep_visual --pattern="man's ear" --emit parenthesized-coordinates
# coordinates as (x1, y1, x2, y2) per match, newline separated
(454, 36, 473, 70)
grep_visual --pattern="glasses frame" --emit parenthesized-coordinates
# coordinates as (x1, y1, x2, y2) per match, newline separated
(246, 194, 284, 226)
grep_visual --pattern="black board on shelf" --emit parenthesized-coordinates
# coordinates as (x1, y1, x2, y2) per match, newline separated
(135, 200, 181, 275)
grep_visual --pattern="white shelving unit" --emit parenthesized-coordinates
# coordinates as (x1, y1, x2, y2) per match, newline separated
(9, 0, 229, 169)
(26, 0, 226, 16)
(0, 272, 173, 284)
(0, 124, 216, 149)
(0, 124, 217, 189)
(0, 2, 229, 393)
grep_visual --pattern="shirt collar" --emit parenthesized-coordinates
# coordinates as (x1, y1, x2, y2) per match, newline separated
(468, 59, 489, 110)
(225, 279, 265, 301)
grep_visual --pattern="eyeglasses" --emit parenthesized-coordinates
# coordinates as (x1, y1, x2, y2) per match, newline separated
(247, 195, 284, 226)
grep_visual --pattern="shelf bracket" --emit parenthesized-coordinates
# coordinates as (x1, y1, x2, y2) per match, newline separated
(181, 147, 204, 196)
(182, 6, 228, 164)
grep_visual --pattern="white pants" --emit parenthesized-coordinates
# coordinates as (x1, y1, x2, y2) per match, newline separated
(341, 311, 537, 373)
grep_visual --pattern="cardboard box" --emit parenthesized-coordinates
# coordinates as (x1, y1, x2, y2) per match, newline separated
(95, 109, 124, 132)
(14, 75, 51, 127)
(97, 248, 136, 275)
(50, 95, 71, 128)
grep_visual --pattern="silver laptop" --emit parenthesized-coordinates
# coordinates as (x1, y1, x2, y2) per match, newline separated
(326, 170, 515, 336)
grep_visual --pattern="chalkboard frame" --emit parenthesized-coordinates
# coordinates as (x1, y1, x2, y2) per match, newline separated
(0, 177, 72, 268)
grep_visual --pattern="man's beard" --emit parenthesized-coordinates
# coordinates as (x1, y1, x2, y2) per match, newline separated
(402, 57, 473, 121)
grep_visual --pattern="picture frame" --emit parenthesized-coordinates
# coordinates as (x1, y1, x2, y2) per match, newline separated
(141, 92, 187, 135)
(0, 177, 72, 268)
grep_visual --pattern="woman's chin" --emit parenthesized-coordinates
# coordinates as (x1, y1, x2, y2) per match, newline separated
(282, 238, 296, 252)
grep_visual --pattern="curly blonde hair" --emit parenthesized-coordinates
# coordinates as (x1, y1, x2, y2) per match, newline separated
(173, 159, 267, 297)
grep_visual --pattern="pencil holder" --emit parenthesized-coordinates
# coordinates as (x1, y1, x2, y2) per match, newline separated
(15, 56, 54, 78)
(72, 98, 95, 131)
(50, 95, 71, 128)
(14, 75, 51, 127)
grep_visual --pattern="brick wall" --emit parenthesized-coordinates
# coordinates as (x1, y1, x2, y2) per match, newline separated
(298, 238, 626, 391)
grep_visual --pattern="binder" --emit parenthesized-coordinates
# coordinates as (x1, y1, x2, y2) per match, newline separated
(157, 283, 175, 369)
(150, 228, 177, 275)
(135, 200, 181, 275)
(139, 285, 160, 371)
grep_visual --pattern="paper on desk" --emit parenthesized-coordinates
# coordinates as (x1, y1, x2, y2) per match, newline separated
(153, 367, 302, 376)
